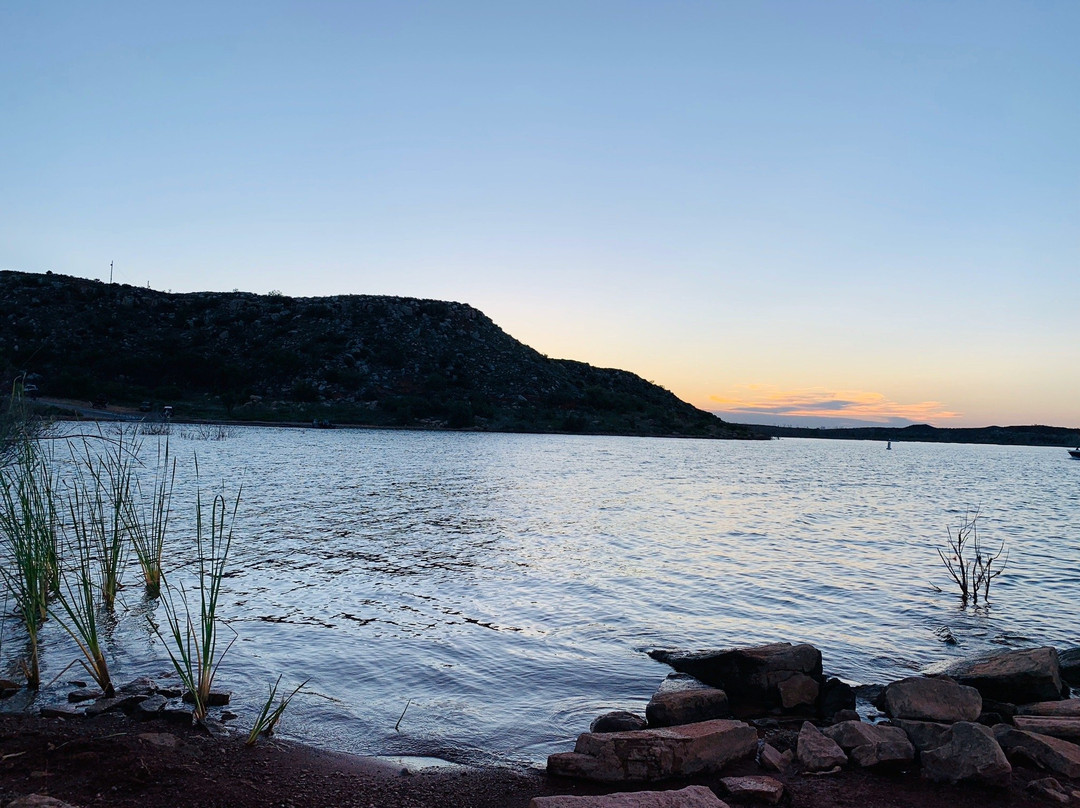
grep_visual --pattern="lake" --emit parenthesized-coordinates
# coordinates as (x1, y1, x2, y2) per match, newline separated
(5, 426, 1079, 765)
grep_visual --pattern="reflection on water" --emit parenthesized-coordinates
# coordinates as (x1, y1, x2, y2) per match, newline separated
(5, 427, 1080, 765)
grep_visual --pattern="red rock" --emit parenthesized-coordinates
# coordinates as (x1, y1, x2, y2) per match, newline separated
(1012, 716, 1080, 740)
(883, 676, 982, 722)
(1018, 700, 1080, 717)
(547, 719, 757, 782)
(720, 775, 785, 804)
(993, 725, 1080, 778)
(796, 722, 847, 771)
(920, 722, 1011, 786)
(529, 785, 729, 807)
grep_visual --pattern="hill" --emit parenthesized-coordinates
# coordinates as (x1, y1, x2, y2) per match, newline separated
(0, 270, 760, 439)
(745, 422, 1080, 447)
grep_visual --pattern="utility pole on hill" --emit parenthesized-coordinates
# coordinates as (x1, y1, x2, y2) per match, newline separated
(110, 261, 113, 284)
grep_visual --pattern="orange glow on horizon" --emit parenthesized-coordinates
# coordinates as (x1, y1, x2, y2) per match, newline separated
(707, 385, 963, 424)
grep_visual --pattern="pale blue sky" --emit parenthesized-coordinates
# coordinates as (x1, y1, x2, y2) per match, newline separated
(2, 2, 1077, 427)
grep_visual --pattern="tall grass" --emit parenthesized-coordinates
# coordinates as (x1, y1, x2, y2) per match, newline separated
(0, 437, 61, 687)
(50, 494, 114, 696)
(156, 479, 240, 722)
(69, 430, 140, 609)
(124, 438, 175, 596)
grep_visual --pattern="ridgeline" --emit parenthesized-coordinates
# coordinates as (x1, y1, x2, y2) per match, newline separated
(0, 270, 760, 439)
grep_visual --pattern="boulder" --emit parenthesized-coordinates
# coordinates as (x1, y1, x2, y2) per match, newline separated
(649, 643, 823, 715)
(1027, 777, 1071, 805)
(1019, 700, 1080, 717)
(647, 676, 730, 727)
(818, 678, 856, 720)
(822, 720, 915, 767)
(920, 722, 1011, 786)
(796, 721, 847, 771)
(893, 719, 952, 754)
(592, 712, 648, 733)
(993, 725, 1080, 778)
(942, 647, 1064, 704)
(883, 676, 982, 722)
(547, 719, 757, 782)
(777, 674, 818, 710)
(1013, 716, 1080, 741)
(719, 775, 785, 804)
(1059, 647, 1080, 687)
(529, 785, 729, 808)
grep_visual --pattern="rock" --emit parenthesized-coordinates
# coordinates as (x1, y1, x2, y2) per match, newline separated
(7, 796, 80, 808)
(830, 709, 860, 724)
(719, 775, 785, 804)
(648, 643, 823, 715)
(993, 725, 1080, 778)
(777, 674, 818, 710)
(893, 719, 953, 753)
(39, 704, 82, 719)
(942, 647, 1064, 704)
(591, 711, 648, 733)
(796, 721, 847, 771)
(818, 678, 856, 720)
(1019, 700, 1080, 717)
(883, 676, 982, 722)
(118, 676, 158, 695)
(757, 742, 790, 773)
(136, 694, 168, 717)
(528, 785, 729, 808)
(1059, 647, 1080, 687)
(183, 689, 231, 706)
(646, 679, 730, 728)
(67, 688, 102, 703)
(138, 732, 179, 749)
(1027, 777, 1071, 805)
(920, 722, 1011, 786)
(822, 720, 915, 767)
(1013, 716, 1080, 741)
(547, 719, 757, 782)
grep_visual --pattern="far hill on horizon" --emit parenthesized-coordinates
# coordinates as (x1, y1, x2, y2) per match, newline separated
(0, 270, 760, 439)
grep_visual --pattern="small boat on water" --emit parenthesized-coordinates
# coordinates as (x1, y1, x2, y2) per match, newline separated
(1070, 448, 1080, 459)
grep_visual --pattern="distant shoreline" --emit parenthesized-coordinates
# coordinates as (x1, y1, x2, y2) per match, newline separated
(738, 421, 1080, 448)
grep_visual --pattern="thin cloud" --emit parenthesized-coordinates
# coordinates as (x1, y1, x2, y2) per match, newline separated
(710, 386, 962, 424)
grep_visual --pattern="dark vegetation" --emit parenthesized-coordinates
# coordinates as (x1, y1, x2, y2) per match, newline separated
(748, 422, 1080, 447)
(0, 270, 760, 439)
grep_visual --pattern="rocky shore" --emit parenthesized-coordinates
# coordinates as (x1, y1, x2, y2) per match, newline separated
(1, 642, 1078, 807)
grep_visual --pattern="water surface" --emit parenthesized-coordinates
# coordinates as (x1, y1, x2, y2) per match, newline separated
(7, 428, 1079, 765)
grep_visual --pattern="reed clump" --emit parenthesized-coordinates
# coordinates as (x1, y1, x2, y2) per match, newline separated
(156, 481, 240, 722)
(124, 438, 176, 596)
(246, 676, 307, 745)
(0, 437, 60, 687)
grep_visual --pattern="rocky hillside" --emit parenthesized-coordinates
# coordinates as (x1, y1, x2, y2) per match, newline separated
(0, 270, 758, 438)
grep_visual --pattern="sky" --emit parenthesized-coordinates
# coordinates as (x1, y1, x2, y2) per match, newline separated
(2, 2, 1077, 428)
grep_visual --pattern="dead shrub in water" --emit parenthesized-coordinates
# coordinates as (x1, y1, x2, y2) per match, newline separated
(937, 509, 1008, 607)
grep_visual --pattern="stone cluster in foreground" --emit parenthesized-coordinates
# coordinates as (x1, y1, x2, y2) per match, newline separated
(543, 642, 1080, 807)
